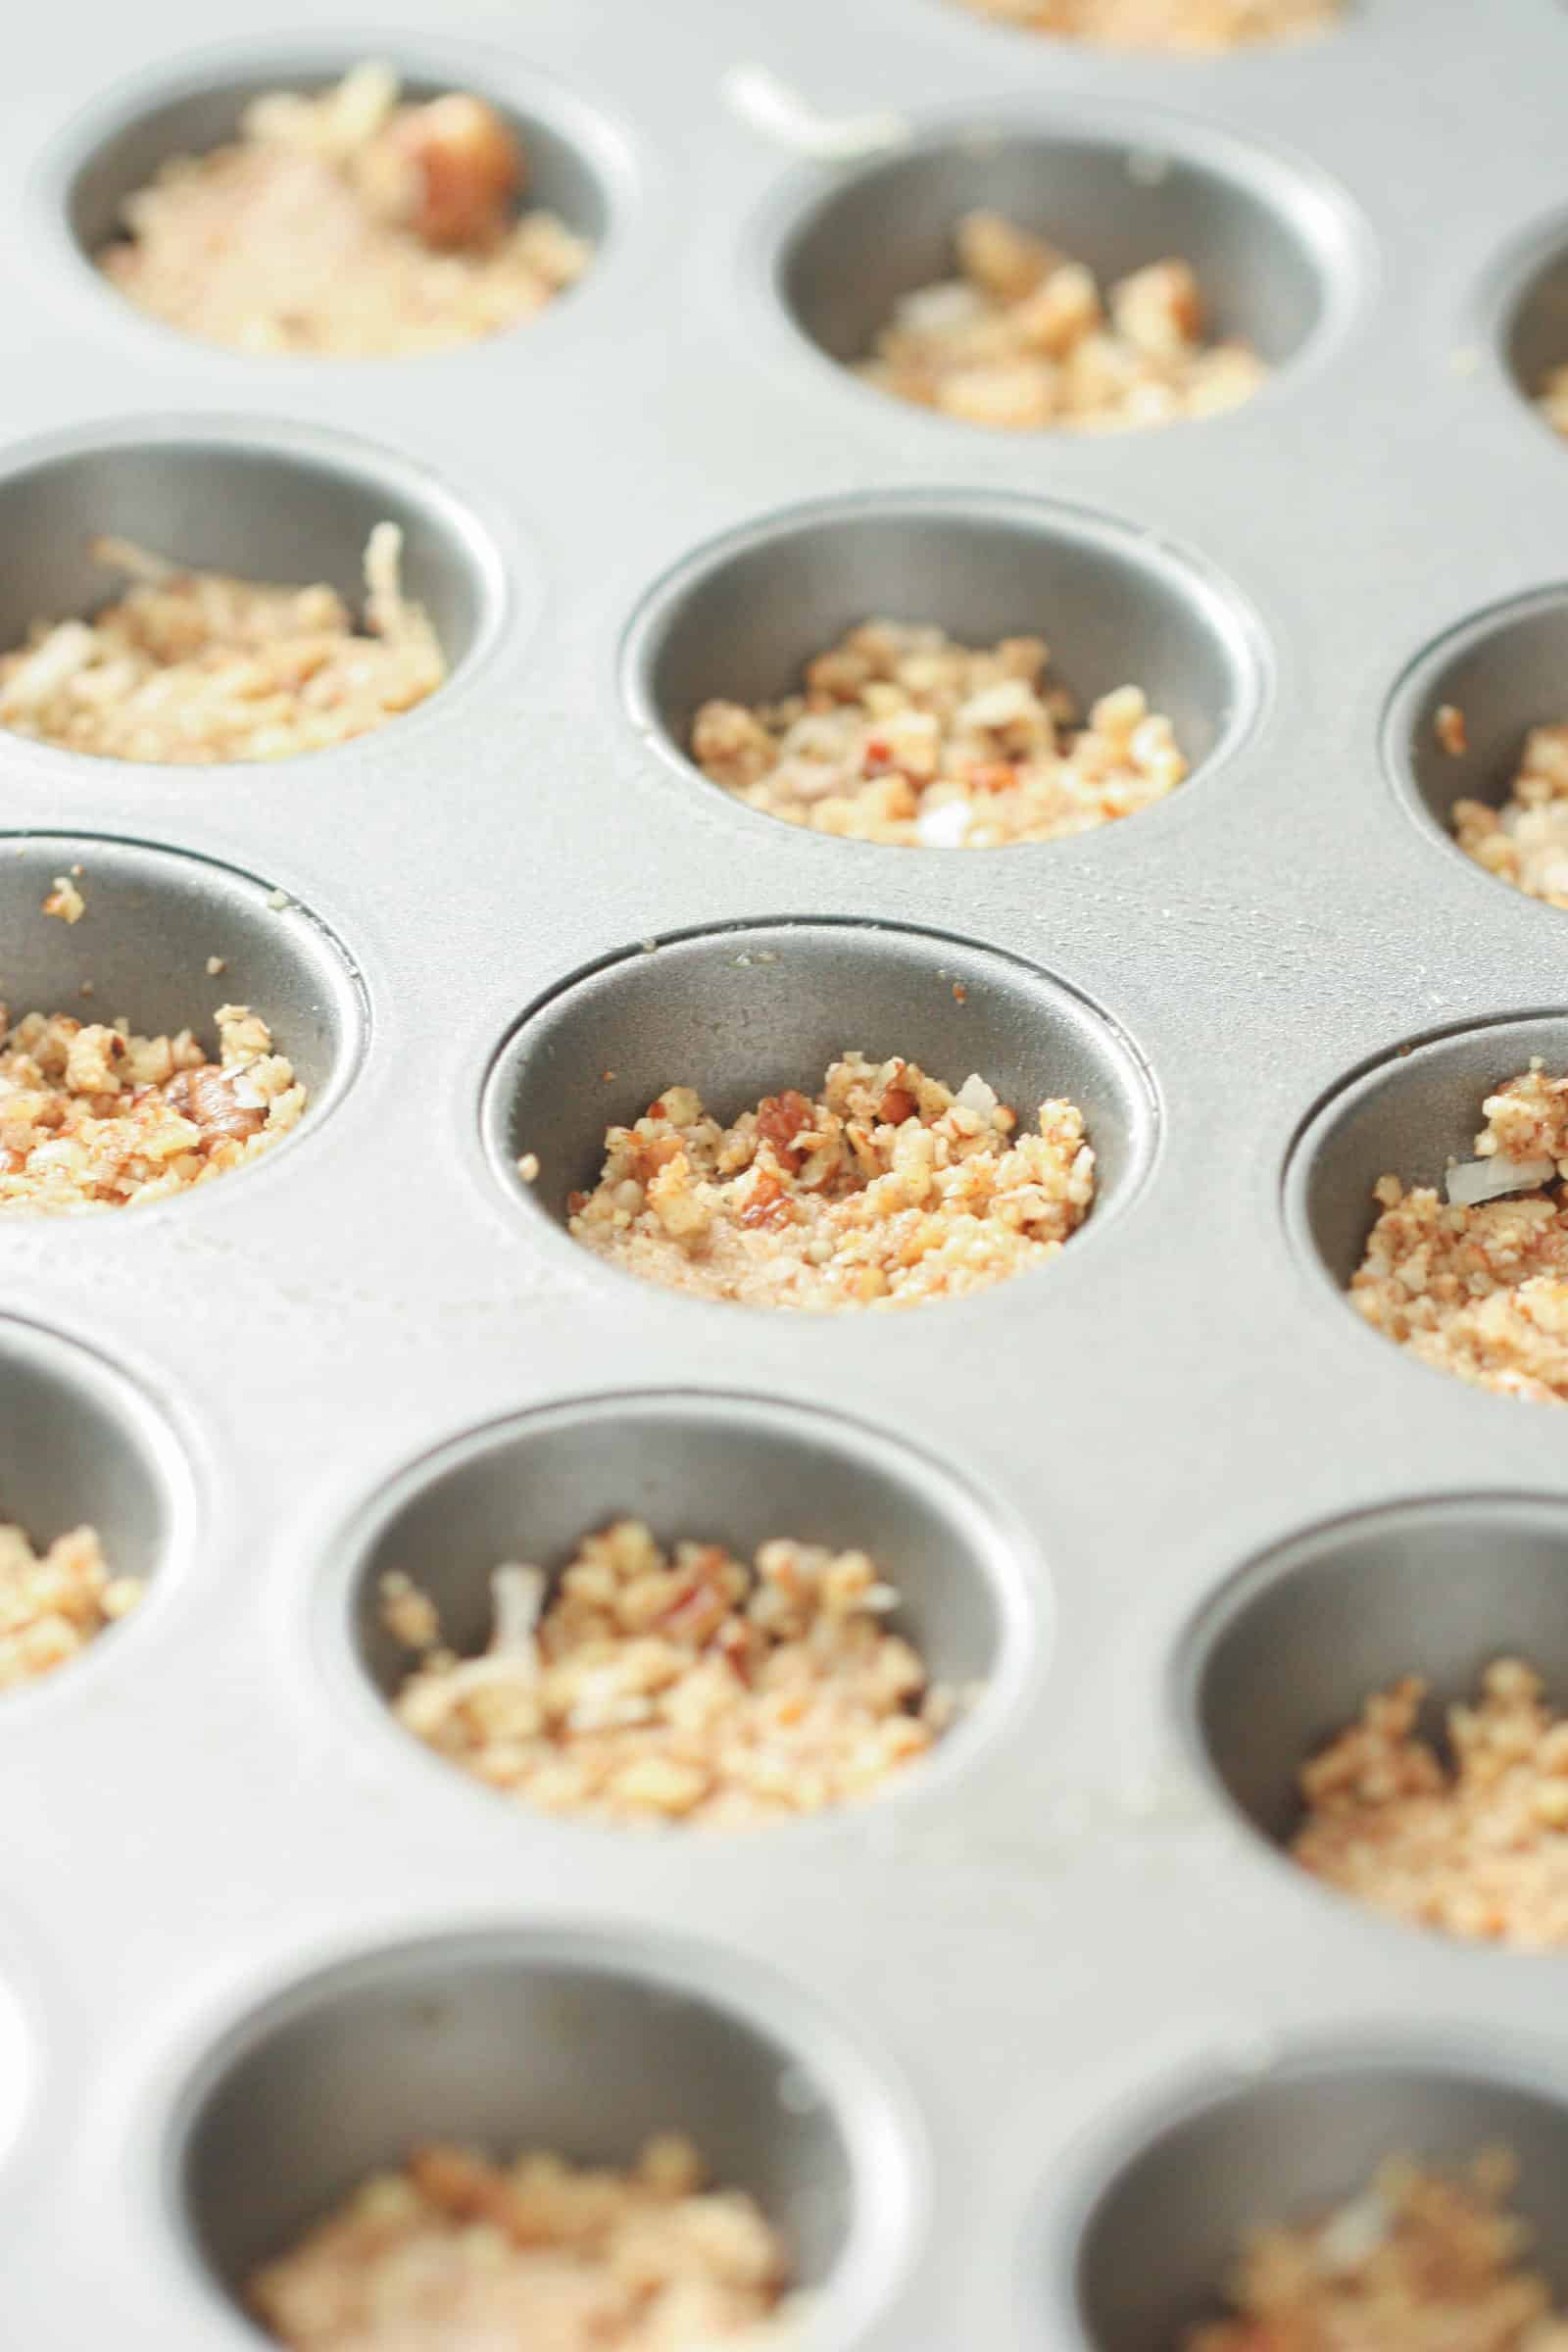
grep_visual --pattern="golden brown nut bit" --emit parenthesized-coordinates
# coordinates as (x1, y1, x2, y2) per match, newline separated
(368, 92, 524, 248)
(1188, 2149, 1568, 2351)
(246, 2133, 792, 2351)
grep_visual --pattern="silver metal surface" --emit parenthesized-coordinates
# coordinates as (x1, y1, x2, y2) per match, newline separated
(3, 0, 1568, 2346)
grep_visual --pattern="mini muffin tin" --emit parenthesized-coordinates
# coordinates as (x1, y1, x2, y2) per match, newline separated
(6, 0, 1568, 2344)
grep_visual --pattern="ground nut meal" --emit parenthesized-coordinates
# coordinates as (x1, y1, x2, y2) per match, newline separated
(0, 1000, 305, 1213)
(1349, 1064, 1568, 1402)
(954, 0, 1339, 47)
(0, 1519, 140, 1690)
(96, 63, 592, 357)
(555, 1054, 1094, 1309)
(692, 620, 1185, 847)
(248, 2133, 792, 2351)
(382, 1519, 956, 1828)
(1453, 723, 1568, 909)
(1189, 2149, 1568, 2351)
(860, 210, 1266, 434)
(1292, 1659, 1568, 1949)
(0, 525, 444, 763)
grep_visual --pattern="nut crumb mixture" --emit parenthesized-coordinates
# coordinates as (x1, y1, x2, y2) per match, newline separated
(955, 0, 1338, 45)
(1293, 1660, 1568, 1949)
(1350, 1064, 1568, 1402)
(0, 1001, 305, 1213)
(0, 1519, 140, 1690)
(97, 63, 592, 357)
(1454, 725, 1568, 909)
(383, 1519, 957, 1828)
(860, 210, 1266, 434)
(558, 1054, 1094, 1309)
(249, 2134, 791, 2351)
(0, 525, 443, 763)
(1537, 368, 1568, 444)
(1189, 2150, 1568, 2352)
(692, 619, 1186, 847)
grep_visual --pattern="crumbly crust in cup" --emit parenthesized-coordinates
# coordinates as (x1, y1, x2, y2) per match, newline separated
(1189, 2149, 1568, 2351)
(0, 525, 444, 763)
(0, 1519, 140, 1690)
(858, 210, 1267, 434)
(1454, 726, 1568, 909)
(952, 0, 1338, 45)
(247, 2134, 791, 2351)
(96, 64, 593, 358)
(1349, 1065, 1568, 1402)
(383, 1518, 958, 1828)
(0, 1001, 305, 1213)
(691, 619, 1186, 848)
(1292, 1660, 1568, 1948)
(558, 1053, 1095, 1310)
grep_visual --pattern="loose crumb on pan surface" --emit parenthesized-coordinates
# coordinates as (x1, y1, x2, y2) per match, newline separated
(1454, 724, 1568, 908)
(0, 1001, 306, 1213)
(953, 0, 1339, 45)
(248, 2133, 794, 2351)
(692, 618, 1186, 846)
(0, 1518, 140, 1690)
(382, 1519, 959, 1828)
(1188, 2148, 1568, 2351)
(1293, 1659, 1568, 1948)
(1349, 1063, 1568, 1402)
(858, 209, 1266, 433)
(96, 62, 593, 357)
(557, 1054, 1094, 1309)
(0, 525, 444, 763)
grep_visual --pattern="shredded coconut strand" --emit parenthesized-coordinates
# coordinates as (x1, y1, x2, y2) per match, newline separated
(721, 64, 911, 160)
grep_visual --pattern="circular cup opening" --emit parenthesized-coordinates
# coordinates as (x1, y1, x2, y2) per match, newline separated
(625, 492, 1267, 830)
(0, 419, 503, 740)
(481, 919, 1158, 1281)
(1070, 2051, 1568, 2349)
(52, 40, 613, 329)
(334, 1389, 1037, 1824)
(0, 1313, 192, 1693)
(1385, 586, 1568, 882)
(0, 832, 364, 1205)
(1285, 1013, 1568, 1293)
(1179, 1495, 1568, 1857)
(771, 117, 1358, 408)
(172, 1929, 916, 2341)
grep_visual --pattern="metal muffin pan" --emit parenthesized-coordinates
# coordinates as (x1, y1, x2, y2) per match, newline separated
(7, 0, 1568, 2344)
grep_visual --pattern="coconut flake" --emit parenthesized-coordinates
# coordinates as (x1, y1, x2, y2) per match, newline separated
(915, 799, 972, 849)
(1446, 1154, 1556, 1206)
(490, 1563, 546, 1659)
(1316, 2188, 1389, 2275)
(956, 1073, 1000, 1117)
(721, 64, 910, 162)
